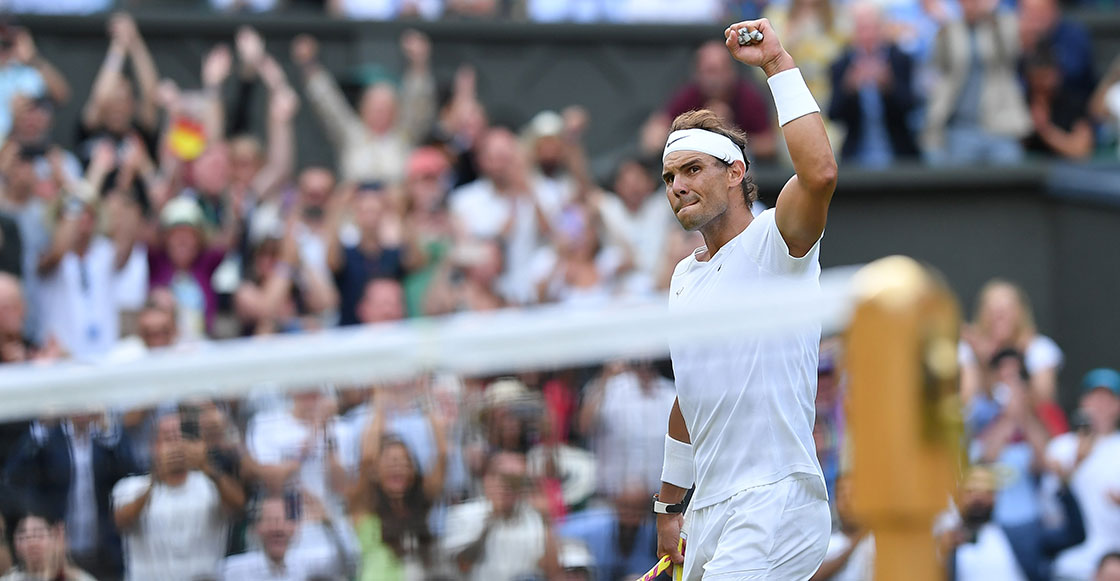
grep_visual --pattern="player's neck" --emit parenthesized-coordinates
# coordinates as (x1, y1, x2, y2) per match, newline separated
(698, 207, 752, 262)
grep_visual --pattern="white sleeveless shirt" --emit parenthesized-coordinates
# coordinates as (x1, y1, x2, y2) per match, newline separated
(668, 209, 825, 510)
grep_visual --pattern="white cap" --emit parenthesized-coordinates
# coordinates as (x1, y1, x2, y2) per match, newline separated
(160, 196, 205, 229)
(558, 538, 595, 570)
(247, 203, 285, 244)
(523, 110, 564, 141)
(482, 378, 530, 409)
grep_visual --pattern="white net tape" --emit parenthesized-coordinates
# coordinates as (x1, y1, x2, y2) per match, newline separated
(0, 266, 860, 421)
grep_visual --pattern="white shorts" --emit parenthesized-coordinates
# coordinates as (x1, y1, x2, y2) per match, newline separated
(681, 473, 831, 581)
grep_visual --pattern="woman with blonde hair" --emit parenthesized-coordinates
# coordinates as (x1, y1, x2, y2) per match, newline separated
(763, 0, 845, 139)
(960, 279, 1063, 406)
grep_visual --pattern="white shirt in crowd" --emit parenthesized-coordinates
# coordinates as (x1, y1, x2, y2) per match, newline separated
(40, 236, 122, 361)
(821, 532, 876, 581)
(1105, 83, 1120, 160)
(528, 244, 626, 308)
(449, 179, 518, 238)
(958, 334, 1064, 375)
(245, 406, 362, 569)
(667, 208, 824, 510)
(289, 520, 358, 579)
(590, 370, 676, 496)
(449, 175, 570, 305)
(955, 523, 1028, 581)
(222, 523, 351, 581)
(248, 201, 333, 281)
(441, 499, 548, 581)
(64, 423, 98, 556)
(115, 244, 150, 312)
(1044, 431, 1120, 581)
(246, 409, 349, 517)
(111, 471, 229, 581)
(221, 551, 308, 581)
(596, 190, 675, 296)
(296, 225, 332, 280)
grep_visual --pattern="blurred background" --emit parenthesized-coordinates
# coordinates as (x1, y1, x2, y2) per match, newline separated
(0, 0, 1118, 579)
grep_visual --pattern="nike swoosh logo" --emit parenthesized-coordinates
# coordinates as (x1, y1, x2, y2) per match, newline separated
(675, 288, 683, 296)
(666, 135, 688, 148)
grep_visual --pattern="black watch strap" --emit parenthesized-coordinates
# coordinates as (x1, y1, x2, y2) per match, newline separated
(652, 493, 686, 514)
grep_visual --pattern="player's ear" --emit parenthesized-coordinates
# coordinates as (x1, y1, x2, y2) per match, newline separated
(727, 159, 746, 188)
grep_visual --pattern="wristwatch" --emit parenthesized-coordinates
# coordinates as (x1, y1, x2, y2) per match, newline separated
(652, 493, 686, 515)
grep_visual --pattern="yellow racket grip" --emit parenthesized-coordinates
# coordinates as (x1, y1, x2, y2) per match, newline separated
(638, 531, 686, 581)
(673, 532, 686, 581)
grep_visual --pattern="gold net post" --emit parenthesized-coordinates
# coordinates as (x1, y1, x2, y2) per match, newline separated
(845, 256, 963, 581)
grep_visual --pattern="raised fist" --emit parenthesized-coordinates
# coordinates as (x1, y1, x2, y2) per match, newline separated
(400, 29, 431, 69)
(108, 13, 139, 48)
(236, 26, 267, 71)
(562, 105, 589, 139)
(724, 19, 795, 77)
(202, 44, 233, 89)
(13, 29, 36, 64)
(269, 87, 300, 123)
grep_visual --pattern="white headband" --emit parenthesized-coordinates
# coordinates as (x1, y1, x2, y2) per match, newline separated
(662, 128, 745, 166)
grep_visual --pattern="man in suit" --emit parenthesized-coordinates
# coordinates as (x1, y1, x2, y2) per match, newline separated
(922, 0, 1031, 165)
(828, 1, 919, 167)
(3, 413, 138, 579)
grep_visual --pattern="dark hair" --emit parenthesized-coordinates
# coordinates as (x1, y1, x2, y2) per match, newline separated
(1100, 551, 1120, 571)
(373, 437, 433, 562)
(668, 109, 759, 205)
(246, 494, 287, 524)
(989, 348, 1030, 382)
(8, 506, 61, 548)
(481, 449, 530, 480)
(6, 508, 61, 573)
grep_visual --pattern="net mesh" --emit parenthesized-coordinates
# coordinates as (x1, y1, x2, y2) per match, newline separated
(0, 267, 857, 421)
(0, 268, 856, 580)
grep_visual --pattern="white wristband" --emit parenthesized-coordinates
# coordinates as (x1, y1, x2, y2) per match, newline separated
(767, 68, 820, 127)
(661, 434, 695, 489)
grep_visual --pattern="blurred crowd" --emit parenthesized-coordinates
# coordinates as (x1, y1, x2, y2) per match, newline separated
(4, 0, 1120, 20)
(0, 0, 1115, 579)
(812, 280, 1120, 581)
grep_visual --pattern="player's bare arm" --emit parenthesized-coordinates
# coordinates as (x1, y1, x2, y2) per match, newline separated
(656, 398, 691, 564)
(725, 19, 838, 258)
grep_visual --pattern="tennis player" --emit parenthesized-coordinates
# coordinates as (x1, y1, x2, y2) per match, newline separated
(653, 18, 838, 580)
